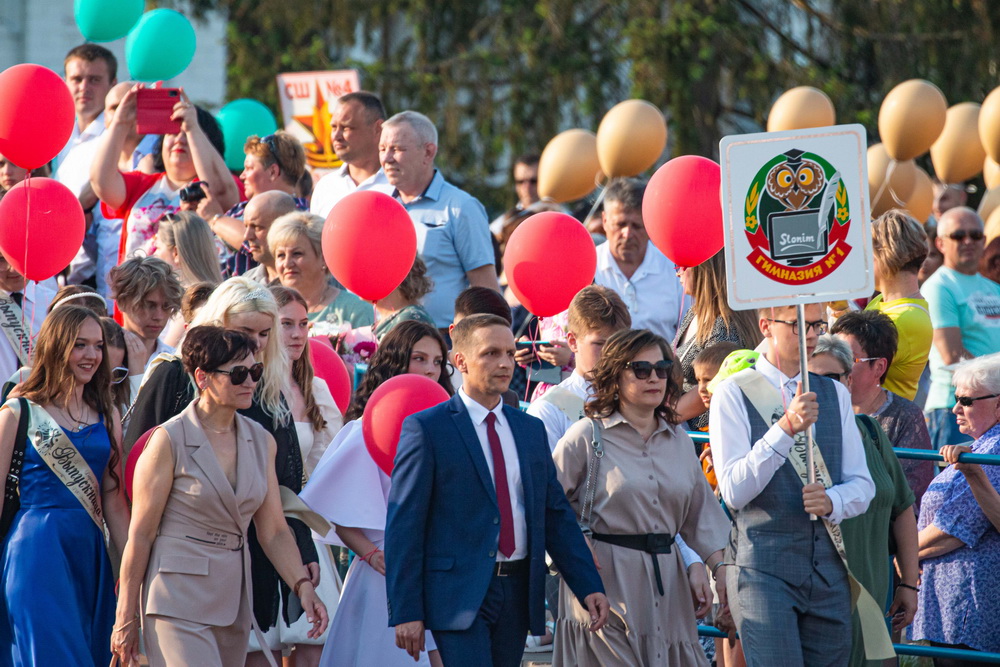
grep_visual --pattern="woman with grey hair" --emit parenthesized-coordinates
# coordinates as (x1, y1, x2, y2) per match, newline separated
(268, 212, 374, 330)
(808, 335, 919, 667)
(911, 353, 1000, 660)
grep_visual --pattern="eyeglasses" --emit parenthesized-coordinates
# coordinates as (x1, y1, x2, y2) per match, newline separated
(260, 135, 288, 175)
(514, 178, 538, 185)
(945, 229, 985, 243)
(210, 362, 264, 385)
(821, 372, 843, 381)
(854, 356, 880, 365)
(625, 359, 673, 380)
(766, 319, 829, 335)
(110, 366, 129, 385)
(955, 392, 1000, 407)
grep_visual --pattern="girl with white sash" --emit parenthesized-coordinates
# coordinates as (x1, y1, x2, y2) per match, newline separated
(0, 305, 131, 666)
(301, 320, 452, 667)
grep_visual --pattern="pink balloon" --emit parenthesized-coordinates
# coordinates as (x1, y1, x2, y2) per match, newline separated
(0, 178, 85, 281)
(124, 428, 156, 501)
(642, 156, 724, 268)
(0, 65, 75, 170)
(308, 337, 352, 415)
(504, 212, 597, 316)
(322, 191, 417, 301)
(362, 374, 450, 475)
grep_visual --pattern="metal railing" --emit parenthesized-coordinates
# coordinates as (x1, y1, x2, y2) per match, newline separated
(686, 430, 1000, 663)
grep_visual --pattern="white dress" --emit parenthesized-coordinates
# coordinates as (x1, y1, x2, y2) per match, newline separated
(249, 380, 345, 652)
(300, 420, 437, 667)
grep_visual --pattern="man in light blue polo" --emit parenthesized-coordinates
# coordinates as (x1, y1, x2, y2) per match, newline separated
(379, 111, 499, 330)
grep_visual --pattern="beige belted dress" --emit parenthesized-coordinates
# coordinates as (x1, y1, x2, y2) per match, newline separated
(141, 401, 271, 666)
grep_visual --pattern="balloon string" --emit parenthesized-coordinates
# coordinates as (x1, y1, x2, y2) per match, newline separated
(22, 174, 31, 358)
(770, 306, 790, 415)
(870, 159, 896, 212)
(582, 187, 609, 231)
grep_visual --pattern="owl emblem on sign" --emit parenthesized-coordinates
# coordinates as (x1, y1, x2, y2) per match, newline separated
(765, 149, 826, 211)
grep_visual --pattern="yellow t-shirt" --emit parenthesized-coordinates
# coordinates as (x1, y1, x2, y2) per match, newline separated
(864, 294, 932, 401)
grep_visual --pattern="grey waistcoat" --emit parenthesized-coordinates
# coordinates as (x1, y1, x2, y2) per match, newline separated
(726, 372, 845, 587)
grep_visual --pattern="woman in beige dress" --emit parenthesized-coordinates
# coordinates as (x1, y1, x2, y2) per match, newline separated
(112, 326, 329, 666)
(553, 328, 731, 666)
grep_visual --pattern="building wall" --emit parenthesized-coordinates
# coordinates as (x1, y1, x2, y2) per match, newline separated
(0, 0, 228, 109)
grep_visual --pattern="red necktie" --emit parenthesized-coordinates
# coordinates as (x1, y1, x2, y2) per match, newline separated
(485, 412, 515, 558)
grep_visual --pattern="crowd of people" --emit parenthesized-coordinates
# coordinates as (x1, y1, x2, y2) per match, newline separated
(0, 41, 999, 667)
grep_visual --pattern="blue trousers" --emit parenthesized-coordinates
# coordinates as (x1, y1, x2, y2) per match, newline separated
(431, 570, 529, 667)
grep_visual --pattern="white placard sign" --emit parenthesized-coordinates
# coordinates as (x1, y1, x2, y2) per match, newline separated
(720, 124, 873, 311)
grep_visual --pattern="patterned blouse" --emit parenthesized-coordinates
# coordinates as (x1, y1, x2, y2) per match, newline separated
(910, 422, 1000, 652)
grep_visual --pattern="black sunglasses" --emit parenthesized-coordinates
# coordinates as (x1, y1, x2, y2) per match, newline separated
(945, 229, 985, 242)
(955, 392, 1000, 407)
(626, 359, 672, 380)
(821, 372, 843, 381)
(260, 135, 288, 175)
(211, 362, 264, 385)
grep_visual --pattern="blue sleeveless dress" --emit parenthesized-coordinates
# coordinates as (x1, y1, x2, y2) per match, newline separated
(0, 421, 116, 666)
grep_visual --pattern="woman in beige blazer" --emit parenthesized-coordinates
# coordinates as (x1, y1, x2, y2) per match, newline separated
(112, 326, 329, 666)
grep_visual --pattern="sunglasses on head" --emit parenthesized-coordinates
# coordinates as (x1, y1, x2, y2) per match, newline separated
(625, 359, 672, 380)
(211, 362, 264, 385)
(945, 229, 985, 242)
(955, 392, 1000, 407)
(260, 135, 288, 175)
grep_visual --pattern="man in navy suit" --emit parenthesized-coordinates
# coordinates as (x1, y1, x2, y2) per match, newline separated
(386, 314, 609, 666)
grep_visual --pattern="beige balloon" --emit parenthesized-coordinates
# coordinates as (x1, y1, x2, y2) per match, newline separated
(595, 100, 667, 178)
(867, 143, 917, 216)
(537, 129, 602, 203)
(985, 156, 1000, 190)
(986, 206, 1000, 246)
(766, 86, 836, 132)
(903, 167, 934, 224)
(980, 86, 1000, 163)
(979, 187, 1000, 224)
(931, 102, 986, 184)
(878, 79, 947, 161)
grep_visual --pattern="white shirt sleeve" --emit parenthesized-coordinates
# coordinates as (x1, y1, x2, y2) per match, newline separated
(675, 534, 702, 567)
(710, 378, 797, 511)
(824, 382, 875, 524)
(526, 399, 569, 453)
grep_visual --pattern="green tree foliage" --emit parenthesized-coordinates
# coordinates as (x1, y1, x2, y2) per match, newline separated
(177, 0, 1000, 213)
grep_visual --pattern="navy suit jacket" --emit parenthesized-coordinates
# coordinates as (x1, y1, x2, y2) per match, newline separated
(385, 393, 604, 634)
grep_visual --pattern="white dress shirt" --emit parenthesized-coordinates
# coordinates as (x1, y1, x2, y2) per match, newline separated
(309, 164, 392, 219)
(0, 281, 57, 383)
(594, 241, 690, 342)
(459, 388, 528, 561)
(709, 354, 875, 524)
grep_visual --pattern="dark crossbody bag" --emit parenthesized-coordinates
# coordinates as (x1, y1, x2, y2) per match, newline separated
(0, 398, 30, 539)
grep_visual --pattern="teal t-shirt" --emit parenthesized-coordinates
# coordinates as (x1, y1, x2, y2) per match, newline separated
(307, 289, 376, 329)
(923, 266, 1000, 409)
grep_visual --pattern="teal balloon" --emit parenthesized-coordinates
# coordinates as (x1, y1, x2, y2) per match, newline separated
(125, 9, 196, 82)
(216, 99, 279, 171)
(74, 0, 144, 42)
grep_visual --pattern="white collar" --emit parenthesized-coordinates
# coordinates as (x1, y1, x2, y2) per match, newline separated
(459, 387, 505, 426)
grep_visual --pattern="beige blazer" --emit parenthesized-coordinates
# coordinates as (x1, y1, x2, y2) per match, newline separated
(142, 401, 270, 626)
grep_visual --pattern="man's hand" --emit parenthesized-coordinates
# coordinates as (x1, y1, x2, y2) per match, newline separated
(802, 483, 833, 517)
(687, 563, 712, 619)
(394, 620, 425, 661)
(583, 592, 609, 632)
(779, 382, 818, 436)
(306, 561, 321, 587)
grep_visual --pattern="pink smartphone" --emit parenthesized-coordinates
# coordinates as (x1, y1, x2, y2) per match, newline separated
(135, 88, 182, 135)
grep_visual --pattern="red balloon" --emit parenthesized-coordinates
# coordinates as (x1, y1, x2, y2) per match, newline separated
(124, 428, 156, 501)
(362, 374, 450, 475)
(0, 178, 85, 281)
(308, 337, 352, 415)
(0, 65, 75, 170)
(504, 212, 597, 316)
(322, 191, 417, 301)
(642, 156, 724, 268)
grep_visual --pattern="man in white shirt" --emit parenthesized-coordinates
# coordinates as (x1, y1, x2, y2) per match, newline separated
(709, 302, 875, 665)
(56, 44, 117, 290)
(108, 257, 183, 371)
(0, 249, 56, 385)
(594, 178, 688, 342)
(310, 91, 392, 218)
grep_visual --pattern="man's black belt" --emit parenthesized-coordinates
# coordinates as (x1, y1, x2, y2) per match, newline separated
(494, 559, 528, 577)
(591, 532, 675, 596)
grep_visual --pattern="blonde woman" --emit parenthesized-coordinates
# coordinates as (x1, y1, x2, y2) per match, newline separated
(122, 277, 320, 667)
(154, 212, 224, 347)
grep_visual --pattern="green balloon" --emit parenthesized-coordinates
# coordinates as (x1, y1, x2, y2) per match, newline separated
(74, 0, 144, 42)
(216, 99, 279, 172)
(125, 9, 196, 82)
